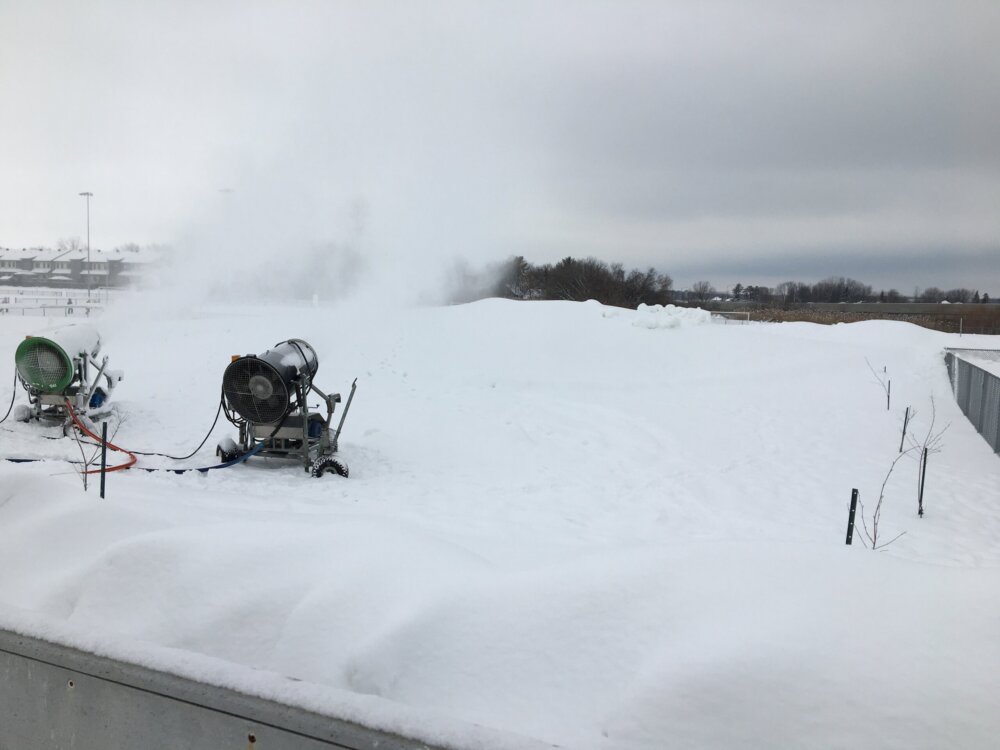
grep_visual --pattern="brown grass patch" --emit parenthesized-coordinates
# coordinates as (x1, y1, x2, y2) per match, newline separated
(744, 308, 1000, 334)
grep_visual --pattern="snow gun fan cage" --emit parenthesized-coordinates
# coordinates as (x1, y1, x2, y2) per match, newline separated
(219, 339, 356, 478)
(14, 324, 123, 423)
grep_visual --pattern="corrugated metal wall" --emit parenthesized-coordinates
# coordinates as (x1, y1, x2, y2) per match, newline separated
(945, 350, 1000, 453)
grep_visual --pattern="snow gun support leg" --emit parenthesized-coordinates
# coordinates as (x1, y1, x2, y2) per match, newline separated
(332, 378, 357, 453)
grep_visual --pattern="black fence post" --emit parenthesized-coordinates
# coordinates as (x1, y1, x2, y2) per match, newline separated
(846, 488, 858, 544)
(100, 422, 108, 499)
(918, 447, 928, 518)
(899, 406, 910, 452)
(887, 380, 891, 411)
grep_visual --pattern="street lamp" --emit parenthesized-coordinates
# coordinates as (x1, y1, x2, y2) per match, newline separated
(79, 191, 93, 301)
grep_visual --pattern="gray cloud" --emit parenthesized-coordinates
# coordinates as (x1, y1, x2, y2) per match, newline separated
(1, 0, 997, 297)
(667, 244, 1000, 295)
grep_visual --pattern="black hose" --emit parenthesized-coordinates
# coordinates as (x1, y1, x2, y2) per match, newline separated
(127, 392, 225, 460)
(131, 389, 287, 461)
(0, 371, 18, 424)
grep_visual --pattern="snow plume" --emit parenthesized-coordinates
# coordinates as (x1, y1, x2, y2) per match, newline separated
(149, 185, 371, 308)
(441, 258, 513, 305)
(116, 176, 496, 314)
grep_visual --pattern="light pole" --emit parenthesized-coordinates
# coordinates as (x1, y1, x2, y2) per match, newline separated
(79, 191, 93, 301)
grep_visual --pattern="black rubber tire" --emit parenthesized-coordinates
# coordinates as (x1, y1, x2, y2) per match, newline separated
(311, 456, 348, 478)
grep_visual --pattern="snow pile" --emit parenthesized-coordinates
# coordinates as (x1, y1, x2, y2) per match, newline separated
(628, 303, 713, 329)
(1, 299, 999, 749)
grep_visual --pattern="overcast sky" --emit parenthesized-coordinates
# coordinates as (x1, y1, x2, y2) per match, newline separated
(2, 0, 998, 294)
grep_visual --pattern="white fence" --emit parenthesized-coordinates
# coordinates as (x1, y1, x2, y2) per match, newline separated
(711, 311, 751, 324)
(0, 287, 111, 317)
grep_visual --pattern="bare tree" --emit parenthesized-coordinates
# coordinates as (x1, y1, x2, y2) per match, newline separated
(944, 288, 975, 303)
(691, 281, 715, 302)
(57, 237, 83, 253)
(905, 397, 949, 517)
(865, 358, 891, 410)
(855, 449, 914, 550)
(69, 408, 128, 493)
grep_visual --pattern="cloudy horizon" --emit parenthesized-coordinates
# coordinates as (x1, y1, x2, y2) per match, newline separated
(2, 0, 997, 295)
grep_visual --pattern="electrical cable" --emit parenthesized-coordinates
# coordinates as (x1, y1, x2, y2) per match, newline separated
(0, 371, 18, 423)
(134, 442, 265, 474)
(4, 386, 262, 474)
(126, 392, 225, 460)
(131, 390, 287, 462)
(65, 399, 137, 474)
(4, 443, 264, 474)
(8, 378, 293, 473)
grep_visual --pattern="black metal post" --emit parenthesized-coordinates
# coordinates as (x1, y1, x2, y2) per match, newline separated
(918, 447, 928, 518)
(100, 422, 108, 499)
(887, 380, 891, 411)
(899, 406, 910, 452)
(846, 488, 858, 544)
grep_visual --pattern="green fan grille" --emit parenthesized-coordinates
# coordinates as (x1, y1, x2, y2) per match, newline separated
(15, 337, 74, 392)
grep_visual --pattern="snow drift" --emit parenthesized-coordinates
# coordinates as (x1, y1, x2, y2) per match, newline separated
(1, 298, 998, 749)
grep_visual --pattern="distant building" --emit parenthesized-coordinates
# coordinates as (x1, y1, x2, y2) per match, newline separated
(0, 245, 160, 288)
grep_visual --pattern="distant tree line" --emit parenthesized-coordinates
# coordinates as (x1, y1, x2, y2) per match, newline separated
(712, 277, 991, 306)
(451, 260, 992, 309)
(451, 256, 674, 308)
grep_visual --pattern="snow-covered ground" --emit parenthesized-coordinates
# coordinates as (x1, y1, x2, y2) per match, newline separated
(1, 297, 999, 749)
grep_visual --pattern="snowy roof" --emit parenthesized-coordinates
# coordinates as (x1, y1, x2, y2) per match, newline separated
(0, 246, 163, 266)
(0, 247, 45, 260)
(952, 348, 1000, 379)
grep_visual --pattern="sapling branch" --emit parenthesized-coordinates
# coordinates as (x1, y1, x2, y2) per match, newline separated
(905, 396, 950, 517)
(865, 358, 891, 410)
(856, 448, 915, 550)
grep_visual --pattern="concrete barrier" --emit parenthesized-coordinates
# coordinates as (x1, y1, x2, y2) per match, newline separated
(0, 629, 441, 750)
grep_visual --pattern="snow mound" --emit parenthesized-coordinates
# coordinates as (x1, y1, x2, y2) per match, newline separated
(2, 297, 1000, 749)
(629, 303, 713, 329)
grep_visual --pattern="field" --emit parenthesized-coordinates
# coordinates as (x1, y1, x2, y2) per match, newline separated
(715, 304, 1000, 334)
(1, 297, 999, 749)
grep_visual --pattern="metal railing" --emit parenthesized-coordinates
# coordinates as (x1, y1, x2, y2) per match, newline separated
(945, 349, 1000, 453)
(0, 286, 114, 317)
(0, 304, 102, 317)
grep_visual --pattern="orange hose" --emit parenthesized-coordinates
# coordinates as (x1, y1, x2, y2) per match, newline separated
(65, 399, 137, 474)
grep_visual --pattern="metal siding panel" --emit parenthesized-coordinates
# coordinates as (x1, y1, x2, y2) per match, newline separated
(943, 350, 1000, 454)
(0, 630, 454, 750)
(987, 376, 1000, 452)
(968, 367, 984, 419)
(957, 361, 971, 414)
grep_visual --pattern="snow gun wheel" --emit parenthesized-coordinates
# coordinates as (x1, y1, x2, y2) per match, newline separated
(216, 437, 240, 463)
(311, 455, 348, 478)
(13, 405, 31, 423)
